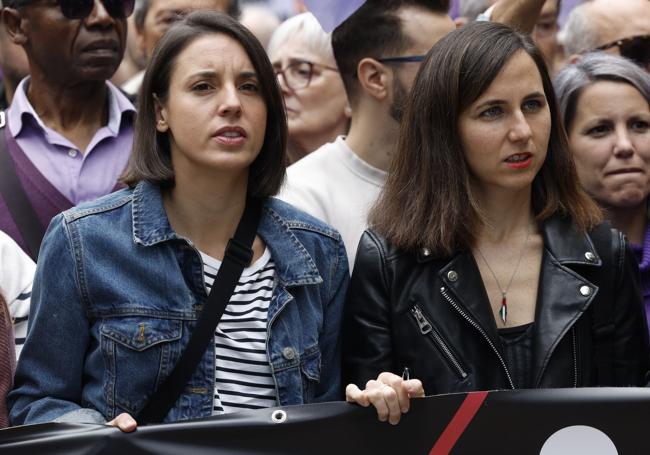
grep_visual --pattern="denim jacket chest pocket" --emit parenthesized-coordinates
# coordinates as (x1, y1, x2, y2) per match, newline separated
(100, 316, 184, 418)
(270, 342, 321, 404)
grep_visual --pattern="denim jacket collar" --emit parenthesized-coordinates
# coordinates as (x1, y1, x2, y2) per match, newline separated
(131, 181, 178, 246)
(258, 202, 323, 288)
(131, 181, 322, 287)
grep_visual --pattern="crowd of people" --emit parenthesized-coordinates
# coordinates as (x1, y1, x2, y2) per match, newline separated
(0, 0, 649, 435)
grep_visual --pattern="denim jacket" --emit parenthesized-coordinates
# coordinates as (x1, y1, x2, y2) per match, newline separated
(9, 181, 349, 425)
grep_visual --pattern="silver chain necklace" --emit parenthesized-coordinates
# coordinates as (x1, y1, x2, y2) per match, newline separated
(475, 225, 532, 325)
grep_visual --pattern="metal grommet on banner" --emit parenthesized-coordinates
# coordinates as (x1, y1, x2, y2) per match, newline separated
(271, 409, 287, 424)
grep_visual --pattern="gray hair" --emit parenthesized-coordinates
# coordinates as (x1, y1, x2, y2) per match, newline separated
(267, 12, 333, 61)
(561, 2, 600, 56)
(555, 52, 650, 132)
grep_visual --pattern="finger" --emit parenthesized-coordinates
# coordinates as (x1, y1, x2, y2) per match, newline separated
(365, 379, 382, 390)
(376, 371, 402, 385)
(381, 383, 403, 425)
(365, 386, 390, 422)
(346, 383, 370, 407)
(387, 375, 410, 413)
(107, 413, 137, 433)
(404, 379, 425, 398)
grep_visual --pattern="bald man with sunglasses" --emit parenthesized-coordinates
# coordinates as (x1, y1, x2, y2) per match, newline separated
(564, 0, 650, 72)
(0, 0, 136, 259)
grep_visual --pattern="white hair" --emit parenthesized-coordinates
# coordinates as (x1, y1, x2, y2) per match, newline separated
(562, 3, 601, 56)
(266, 12, 334, 62)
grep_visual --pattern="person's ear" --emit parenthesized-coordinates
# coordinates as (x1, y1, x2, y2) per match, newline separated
(154, 95, 169, 132)
(454, 17, 467, 28)
(2, 8, 28, 46)
(356, 58, 390, 101)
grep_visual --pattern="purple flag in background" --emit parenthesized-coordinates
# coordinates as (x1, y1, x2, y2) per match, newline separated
(303, 0, 367, 32)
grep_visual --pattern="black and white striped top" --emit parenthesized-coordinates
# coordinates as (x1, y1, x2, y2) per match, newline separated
(0, 230, 35, 360)
(200, 248, 279, 415)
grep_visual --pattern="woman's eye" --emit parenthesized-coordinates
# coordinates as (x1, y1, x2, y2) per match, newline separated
(585, 124, 611, 137)
(240, 82, 260, 93)
(631, 119, 650, 132)
(289, 63, 312, 79)
(522, 99, 543, 113)
(479, 106, 502, 119)
(192, 82, 212, 92)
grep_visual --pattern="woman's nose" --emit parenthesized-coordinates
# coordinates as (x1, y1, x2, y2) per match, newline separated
(508, 111, 533, 143)
(217, 85, 243, 117)
(612, 127, 635, 158)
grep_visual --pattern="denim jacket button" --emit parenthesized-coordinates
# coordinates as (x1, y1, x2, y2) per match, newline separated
(282, 347, 296, 360)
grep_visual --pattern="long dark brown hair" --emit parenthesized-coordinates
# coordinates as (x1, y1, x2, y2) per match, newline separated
(121, 11, 287, 197)
(371, 21, 601, 256)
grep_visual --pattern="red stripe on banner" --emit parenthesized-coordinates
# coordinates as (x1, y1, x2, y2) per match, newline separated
(429, 391, 489, 455)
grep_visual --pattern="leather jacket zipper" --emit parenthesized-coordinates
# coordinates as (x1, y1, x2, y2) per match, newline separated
(440, 286, 515, 389)
(410, 305, 468, 379)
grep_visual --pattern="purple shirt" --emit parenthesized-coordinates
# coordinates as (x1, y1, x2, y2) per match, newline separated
(630, 223, 650, 336)
(7, 78, 135, 205)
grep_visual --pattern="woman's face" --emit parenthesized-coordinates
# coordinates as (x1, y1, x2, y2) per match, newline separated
(270, 37, 349, 150)
(156, 33, 267, 179)
(568, 80, 650, 208)
(458, 50, 551, 196)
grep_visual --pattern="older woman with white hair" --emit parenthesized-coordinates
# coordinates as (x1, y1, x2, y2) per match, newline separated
(268, 12, 350, 163)
(555, 52, 650, 334)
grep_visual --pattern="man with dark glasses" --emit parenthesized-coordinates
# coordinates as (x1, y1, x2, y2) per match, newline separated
(0, 0, 136, 256)
(563, 0, 650, 72)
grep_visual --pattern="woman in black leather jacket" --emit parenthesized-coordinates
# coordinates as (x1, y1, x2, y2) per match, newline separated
(343, 22, 650, 425)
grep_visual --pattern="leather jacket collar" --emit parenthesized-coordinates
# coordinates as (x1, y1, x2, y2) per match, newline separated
(433, 217, 602, 387)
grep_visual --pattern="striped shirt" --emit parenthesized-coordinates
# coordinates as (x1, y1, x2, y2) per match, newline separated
(200, 248, 279, 415)
(0, 230, 35, 359)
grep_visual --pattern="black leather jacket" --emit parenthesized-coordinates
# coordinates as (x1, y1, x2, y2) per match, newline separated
(343, 216, 650, 394)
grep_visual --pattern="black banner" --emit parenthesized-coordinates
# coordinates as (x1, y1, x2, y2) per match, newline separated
(1, 388, 649, 454)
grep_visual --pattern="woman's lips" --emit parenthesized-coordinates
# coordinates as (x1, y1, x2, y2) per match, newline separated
(504, 152, 533, 170)
(605, 168, 643, 176)
(212, 126, 247, 146)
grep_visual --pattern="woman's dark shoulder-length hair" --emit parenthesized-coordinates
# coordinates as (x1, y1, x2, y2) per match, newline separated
(121, 10, 287, 197)
(370, 21, 601, 256)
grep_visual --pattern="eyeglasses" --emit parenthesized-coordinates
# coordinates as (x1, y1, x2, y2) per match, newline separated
(376, 54, 427, 64)
(594, 35, 650, 67)
(274, 59, 339, 91)
(20, 0, 135, 20)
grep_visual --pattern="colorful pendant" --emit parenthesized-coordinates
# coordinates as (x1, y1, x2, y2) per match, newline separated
(499, 293, 507, 324)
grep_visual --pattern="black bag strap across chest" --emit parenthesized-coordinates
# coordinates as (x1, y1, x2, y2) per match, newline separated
(137, 197, 264, 424)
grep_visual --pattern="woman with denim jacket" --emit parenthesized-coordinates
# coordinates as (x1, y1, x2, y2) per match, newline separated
(9, 11, 349, 430)
(343, 22, 649, 425)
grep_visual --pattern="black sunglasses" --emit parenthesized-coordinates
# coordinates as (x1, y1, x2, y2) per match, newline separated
(594, 35, 650, 67)
(20, 0, 135, 20)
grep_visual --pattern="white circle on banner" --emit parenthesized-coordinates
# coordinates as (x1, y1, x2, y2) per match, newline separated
(540, 426, 617, 455)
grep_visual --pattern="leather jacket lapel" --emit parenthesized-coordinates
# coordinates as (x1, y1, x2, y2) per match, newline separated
(439, 251, 501, 349)
(532, 217, 601, 386)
